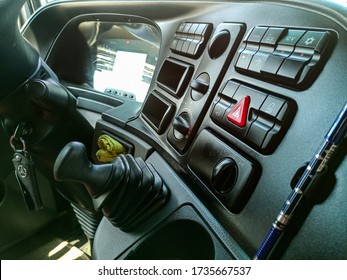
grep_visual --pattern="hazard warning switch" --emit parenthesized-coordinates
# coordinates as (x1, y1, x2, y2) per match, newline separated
(227, 96, 250, 127)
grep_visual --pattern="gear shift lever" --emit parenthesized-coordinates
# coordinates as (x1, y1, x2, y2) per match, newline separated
(54, 141, 170, 231)
(53, 142, 114, 197)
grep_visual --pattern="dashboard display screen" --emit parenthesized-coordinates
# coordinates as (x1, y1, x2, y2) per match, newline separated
(78, 21, 160, 102)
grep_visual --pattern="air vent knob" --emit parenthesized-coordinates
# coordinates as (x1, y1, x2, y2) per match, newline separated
(212, 158, 238, 194)
(172, 112, 190, 140)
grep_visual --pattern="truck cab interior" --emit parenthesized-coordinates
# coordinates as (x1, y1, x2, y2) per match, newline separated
(0, 0, 346, 260)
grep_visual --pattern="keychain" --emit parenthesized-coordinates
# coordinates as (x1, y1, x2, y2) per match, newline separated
(10, 124, 43, 212)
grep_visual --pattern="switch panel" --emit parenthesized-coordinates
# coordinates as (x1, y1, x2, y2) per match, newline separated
(211, 80, 296, 154)
(171, 22, 213, 59)
(168, 23, 245, 153)
(235, 26, 336, 89)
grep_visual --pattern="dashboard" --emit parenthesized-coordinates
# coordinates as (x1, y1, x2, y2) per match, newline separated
(23, 0, 347, 259)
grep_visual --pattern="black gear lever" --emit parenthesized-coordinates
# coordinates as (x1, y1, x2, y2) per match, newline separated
(54, 141, 170, 231)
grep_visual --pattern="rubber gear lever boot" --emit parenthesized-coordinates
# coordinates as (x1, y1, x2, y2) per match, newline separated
(54, 141, 170, 231)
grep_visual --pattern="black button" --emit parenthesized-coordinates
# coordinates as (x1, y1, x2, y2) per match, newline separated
(211, 99, 229, 123)
(221, 81, 239, 99)
(187, 40, 199, 55)
(181, 39, 192, 53)
(246, 116, 274, 147)
(183, 23, 192, 33)
(247, 27, 268, 43)
(171, 38, 179, 50)
(260, 96, 286, 118)
(276, 102, 289, 122)
(261, 44, 294, 75)
(279, 29, 306, 46)
(277, 58, 306, 81)
(261, 28, 286, 45)
(194, 45, 204, 57)
(175, 37, 186, 52)
(177, 23, 186, 33)
(249, 52, 270, 73)
(296, 31, 329, 50)
(236, 49, 257, 70)
(273, 44, 294, 57)
(290, 47, 314, 61)
(262, 123, 281, 152)
(234, 86, 267, 111)
(195, 24, 207, 35)
(189, 23, 199, 34)
(261, 54, 286, 75)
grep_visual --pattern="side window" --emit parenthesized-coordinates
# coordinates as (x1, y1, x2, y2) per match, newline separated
(19, 1, 56, 28)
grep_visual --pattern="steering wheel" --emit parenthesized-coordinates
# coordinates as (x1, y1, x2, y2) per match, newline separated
(0, 0, 97, 214)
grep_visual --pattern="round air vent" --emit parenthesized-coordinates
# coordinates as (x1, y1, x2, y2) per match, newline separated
(208, 29, 231, 59)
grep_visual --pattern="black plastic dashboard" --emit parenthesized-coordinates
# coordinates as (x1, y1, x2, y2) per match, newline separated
(23, 0, 347, 259)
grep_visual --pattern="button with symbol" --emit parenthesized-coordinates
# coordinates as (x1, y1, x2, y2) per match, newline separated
(260, 96, 285, 118)
(304, 37, 315, 45)
(296, 31, 329, 51)
(234, 86, 267, 111)
(236, 49, 256, 70)
(247, 27, 268, 43)
(183, 23, 193, 34)
(279, 29, 306, 46)
(177, 23, 186, 33)
(211, 100, 230, 123)
(261, 28, 285, 45)
(227, 96, 251, 127)
(249, 52, 269, 73)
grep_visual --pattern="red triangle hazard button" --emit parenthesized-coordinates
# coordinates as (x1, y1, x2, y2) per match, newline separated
(227, 96, 250, 127)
